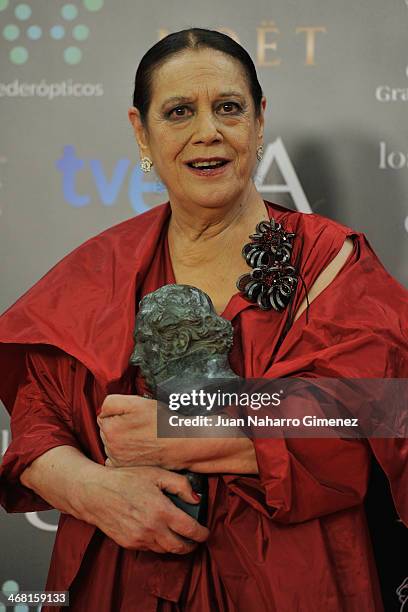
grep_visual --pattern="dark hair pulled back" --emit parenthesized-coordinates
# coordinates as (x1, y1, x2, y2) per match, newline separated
(132, 28, 263, 125)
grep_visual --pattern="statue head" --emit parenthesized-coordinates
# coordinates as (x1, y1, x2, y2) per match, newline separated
(130, 284, 234, 389)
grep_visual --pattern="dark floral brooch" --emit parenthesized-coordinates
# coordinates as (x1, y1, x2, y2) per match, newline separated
(236, 218, 299, 311)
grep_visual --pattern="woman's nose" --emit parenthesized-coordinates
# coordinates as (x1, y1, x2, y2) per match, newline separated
(192, 111, 222, 144)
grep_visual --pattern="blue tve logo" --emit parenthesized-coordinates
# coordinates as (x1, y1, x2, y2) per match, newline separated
(56, 145, 166, 214)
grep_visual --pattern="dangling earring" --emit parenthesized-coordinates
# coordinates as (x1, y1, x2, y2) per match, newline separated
(140, 157, 153, 173)
(256, 145, 264, 162)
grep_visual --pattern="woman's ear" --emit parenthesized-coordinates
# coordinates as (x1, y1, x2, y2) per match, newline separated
(128, 106, 151, 159)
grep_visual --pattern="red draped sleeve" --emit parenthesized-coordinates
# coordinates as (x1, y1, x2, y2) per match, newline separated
(0, 346, 106, 513)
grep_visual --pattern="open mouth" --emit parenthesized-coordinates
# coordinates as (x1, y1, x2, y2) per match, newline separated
(185, 158, 231, 175)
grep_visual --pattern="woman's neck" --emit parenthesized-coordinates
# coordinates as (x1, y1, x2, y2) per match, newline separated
(167, 182, 269, 246)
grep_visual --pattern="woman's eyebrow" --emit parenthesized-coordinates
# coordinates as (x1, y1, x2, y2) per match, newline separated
(217, 90, 245, 99)
(160, 96, 192, 110)
(160, 91, 245, 110)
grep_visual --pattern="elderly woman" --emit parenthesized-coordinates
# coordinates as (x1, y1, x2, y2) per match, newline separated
(0, 28, 406, 612)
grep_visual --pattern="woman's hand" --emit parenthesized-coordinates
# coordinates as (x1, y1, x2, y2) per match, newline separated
(97, 394, 162, 468)
(98, 394, 258, 474)
(79, 463, 209, 554)
(20, 445, 209, 554)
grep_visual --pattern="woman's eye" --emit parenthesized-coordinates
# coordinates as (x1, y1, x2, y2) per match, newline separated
(168, 106, 191, 119)
(167, 102, 241, 119)
(219, 102, 241, 114)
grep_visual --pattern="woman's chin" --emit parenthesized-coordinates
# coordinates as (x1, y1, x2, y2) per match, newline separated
(191, 198, 236, 210)
(178, 186, 243, 209)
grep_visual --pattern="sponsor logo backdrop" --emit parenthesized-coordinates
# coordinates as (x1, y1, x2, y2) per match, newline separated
(1, 0, 407, 601)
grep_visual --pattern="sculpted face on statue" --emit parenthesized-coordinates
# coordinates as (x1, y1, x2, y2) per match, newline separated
(130, 284, 234, 390)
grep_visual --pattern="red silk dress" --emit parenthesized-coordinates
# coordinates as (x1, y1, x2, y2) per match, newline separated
(0, 201, 407, 611)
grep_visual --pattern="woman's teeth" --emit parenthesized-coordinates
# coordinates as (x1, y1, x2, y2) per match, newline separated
(190, 160, 226, 168)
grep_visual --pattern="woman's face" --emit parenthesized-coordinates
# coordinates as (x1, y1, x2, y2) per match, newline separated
(129, 48, 265, 211)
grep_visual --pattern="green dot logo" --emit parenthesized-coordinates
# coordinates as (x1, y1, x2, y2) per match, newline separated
(3, 24, 19, 41)
(27, 24, 41, 39)
(1, 0, 104, 65)
(83, 0, 104, 11)
(10, 45, 28, 64)
(73, 23, 89, 41)
(64, 46, 82, 65)
(61, 4, 78, 21)
(14, 3, 31, 20)
(50, 25, 65, 40)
